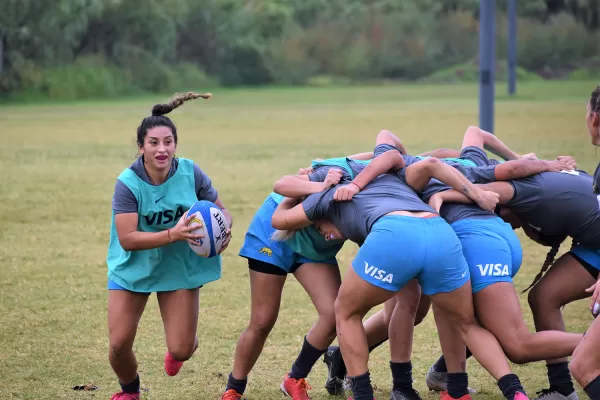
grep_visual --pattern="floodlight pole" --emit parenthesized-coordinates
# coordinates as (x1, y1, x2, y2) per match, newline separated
(479, 0, 496, 133)
(508, 0, 517, 95)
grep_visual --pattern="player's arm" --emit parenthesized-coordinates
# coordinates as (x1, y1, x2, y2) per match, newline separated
(273, 175, 324, 197)
(493, 158, 574, 181)
(194, 163, 233, 229)
(353, 150, 405, 189)
(428, 181, 515, 211)
(405, 158, 499, 211)
(113, 181, 201, 250)
(274, 168, 342, 198)
(272, 197, 313, 231)
(115, 212, 201, 250)
(213, 196, 233, 229)
(462, 125, 519, 161)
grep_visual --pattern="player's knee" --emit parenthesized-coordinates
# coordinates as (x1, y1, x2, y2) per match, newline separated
(334, 296, 354, 322)
(527, 282, 560, 314)
(249, 312, 278, 338)
(570, 353, 587, 382)
(109, 337, 133, 359)
(527, 284, 544, 312)
(168, 339, 197, 362)
(316, 302, 336, 329)
(422, 157, 442, 170)
(504, 342, 532, 365)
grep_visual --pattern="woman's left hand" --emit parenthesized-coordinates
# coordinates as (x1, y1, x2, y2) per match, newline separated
(218, 227, 232, 254)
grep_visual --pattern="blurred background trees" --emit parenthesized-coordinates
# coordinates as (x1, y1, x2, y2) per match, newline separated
(2, 0, 600, 99)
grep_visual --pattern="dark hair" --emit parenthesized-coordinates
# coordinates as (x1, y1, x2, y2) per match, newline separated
(521, 237, 574, 293)
(136, 92, 212, 147)
(591, 85, 600, 113)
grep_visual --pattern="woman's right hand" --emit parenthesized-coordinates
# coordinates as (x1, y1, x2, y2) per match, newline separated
(170, 213, 205, 245)
(428, 193, 445, 213)
(474, 190, 500, 212)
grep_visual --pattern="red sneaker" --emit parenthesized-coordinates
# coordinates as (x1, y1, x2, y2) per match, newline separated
(440, 391, 472, 400)
(110, 392, 140, 400)
(280, 374, 312, 400)
(164, 351, 184, 376)
(220, 389, 243, 399)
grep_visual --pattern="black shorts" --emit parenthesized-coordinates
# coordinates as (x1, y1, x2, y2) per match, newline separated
(247, 258, 302, 276)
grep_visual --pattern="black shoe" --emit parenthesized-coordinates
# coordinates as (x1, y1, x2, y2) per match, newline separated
(390, 387, 422, 400)
(323, 346, 346, 395)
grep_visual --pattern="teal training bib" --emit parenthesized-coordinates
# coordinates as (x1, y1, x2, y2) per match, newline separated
(267, 192, 343, 261)
(416, 156, 478, 168)
(311, 157, 370, 179)
(106, 158, 221, 292)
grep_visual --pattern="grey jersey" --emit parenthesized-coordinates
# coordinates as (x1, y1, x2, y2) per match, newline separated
(507, 170, 600, 248)
(459, 146, 501, 167)
(308, 160, 367, 183)
(301, 173, 435, 245)
(593, 163, 600, 194)
(372, 143, 421, 166)
(377, 144, 499, 175)
(112, 157, 218, 214)
(463, 164, 498, 184)
(421, 179, 496, 224)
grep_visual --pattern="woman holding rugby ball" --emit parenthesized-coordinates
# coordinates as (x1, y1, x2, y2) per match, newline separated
(106, 92, 232, 400)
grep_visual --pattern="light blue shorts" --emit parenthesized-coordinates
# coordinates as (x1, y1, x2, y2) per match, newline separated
(352, 215, 470, 295)
(451, 217, 523, 293)
(238, 196, 337, 273)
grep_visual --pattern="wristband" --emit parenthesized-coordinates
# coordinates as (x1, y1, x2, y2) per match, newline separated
(350, 181, 362, 191)
(167, 228, 173, 243)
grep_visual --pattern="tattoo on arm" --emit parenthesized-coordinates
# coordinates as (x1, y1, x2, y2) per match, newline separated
(461, 184, 469, 194)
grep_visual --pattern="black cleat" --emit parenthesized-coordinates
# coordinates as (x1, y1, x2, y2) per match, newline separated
(323, 346, 346, 396)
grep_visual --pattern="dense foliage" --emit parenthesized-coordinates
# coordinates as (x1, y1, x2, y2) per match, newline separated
(2, 0, 600, 98)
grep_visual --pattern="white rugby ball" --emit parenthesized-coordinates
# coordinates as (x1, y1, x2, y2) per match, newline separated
(187, 200, 228, 258)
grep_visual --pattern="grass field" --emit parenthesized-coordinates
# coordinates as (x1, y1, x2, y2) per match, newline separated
(1, 81, 599, 400)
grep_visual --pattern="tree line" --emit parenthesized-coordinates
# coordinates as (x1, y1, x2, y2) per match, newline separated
(2, 0, 600, 99)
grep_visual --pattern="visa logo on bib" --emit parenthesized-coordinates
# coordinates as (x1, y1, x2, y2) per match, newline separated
(364, 261, 394, 283)
(477, 263, 510, 276)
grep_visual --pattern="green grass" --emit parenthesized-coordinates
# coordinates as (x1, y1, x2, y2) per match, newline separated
(0, 81, 598, 399)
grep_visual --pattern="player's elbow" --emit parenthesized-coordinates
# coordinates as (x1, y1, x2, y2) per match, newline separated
(273, 176, 294, 196)
(118, 236, 135, 251)
(271, 213, 287, 230)
(494, 163, 525, 181)
(272, 179, 286, 195)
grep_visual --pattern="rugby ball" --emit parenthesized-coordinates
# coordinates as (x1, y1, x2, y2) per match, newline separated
(187, 200, 228, 258)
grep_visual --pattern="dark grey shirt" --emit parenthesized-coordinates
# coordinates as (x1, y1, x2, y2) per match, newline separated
(593, 163, 600, 194)
(308, 160, 367, 183)
(112, 157, 218, 214)
(301, 174, 435, 245)
(506, 170, 600, 248)
(463, 164, 498, 184)
(459, 146, 501, 167)
(374, 144, 495, 224)
(372, 143, 421, 166)
(421, 179, 496, 224)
